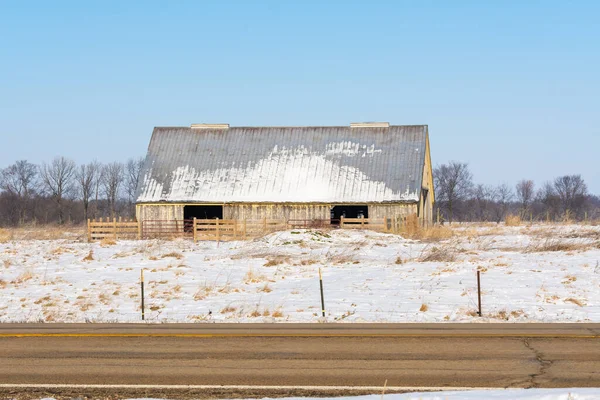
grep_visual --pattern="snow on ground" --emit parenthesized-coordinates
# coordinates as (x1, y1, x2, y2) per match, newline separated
(246, 389, 599, 400)
(40, 388, 600, 400)
(1, 224, 600, 323)
(245, 389, 599, 399)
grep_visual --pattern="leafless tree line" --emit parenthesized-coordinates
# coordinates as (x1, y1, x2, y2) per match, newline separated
(434, 161, 599, 224)
(0, 157, 144, 226)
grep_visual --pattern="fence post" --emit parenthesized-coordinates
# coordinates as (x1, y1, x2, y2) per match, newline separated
(319, 268, 326, 318)
(87, 219, 92, 242)
(216, 218, 221, 243)
(340, 216, 345, 228)
(113, 218, 117, 240)
(193, 217, 197, 243)
(141, 269, 145, 321)
(137, 219, 142, 240)
(477, 270, 482, 317)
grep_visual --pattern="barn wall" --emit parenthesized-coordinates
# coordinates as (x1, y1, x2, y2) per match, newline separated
(137, 203, 418, 222)
(419, 132, 435, 226)
(136, 204, 184, 222)
(368, 204, 417, 220)
(223, 204, 330, 220)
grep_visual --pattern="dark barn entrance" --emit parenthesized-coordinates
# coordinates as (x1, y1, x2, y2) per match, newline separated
(184, 205, 223, 220)
(331, 205, 369, 225)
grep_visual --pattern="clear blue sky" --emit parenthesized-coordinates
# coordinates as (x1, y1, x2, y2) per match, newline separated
(1, 1, 599, 193)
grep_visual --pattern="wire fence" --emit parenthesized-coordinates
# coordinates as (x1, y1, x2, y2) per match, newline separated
(9, 269, 600, 324)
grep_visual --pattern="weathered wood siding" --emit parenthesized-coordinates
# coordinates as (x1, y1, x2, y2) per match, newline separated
(368, 204, 417, 220)
(419, 134, 435, 226)
(138, 203, 419, 222)
(136, 204, 184, 222)
(224, 204, 330, 220)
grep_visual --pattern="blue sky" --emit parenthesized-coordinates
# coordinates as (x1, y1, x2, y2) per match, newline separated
(1, 1, 599, 193)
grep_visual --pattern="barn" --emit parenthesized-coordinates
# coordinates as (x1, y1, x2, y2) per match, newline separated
(135, 122, 434, 236)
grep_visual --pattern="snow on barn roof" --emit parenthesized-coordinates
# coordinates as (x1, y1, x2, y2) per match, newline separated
(136, 124, 428, 204)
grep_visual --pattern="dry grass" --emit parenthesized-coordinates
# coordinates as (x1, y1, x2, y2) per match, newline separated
(98, 293, 111, 305)
(0, 228, 14, 243)
(82, 250, 94, 261)
(11, 270, 34, 284)
(271, 309, 284, 318)
(161, 252, 184, 260)
(525, 239, 591, 253)
(264, 255, 290, 267)
(100, 238, 117, 247)
(490, 309, 525, 320)
(419, 304, 428, 312)
(220, 305, 237, 314)
(564, 298, 585, 307)
(399, 215, 453, 241)
(419, 245, 457, 262)
(258, 283, 272, 293)
(243, 268, 267, 284)
(249, 309, 261, 318)
(0, 225, 84, 241)
(505, 215, 522, 226)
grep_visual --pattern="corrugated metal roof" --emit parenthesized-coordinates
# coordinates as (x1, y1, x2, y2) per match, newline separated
(136, 125, 428, 204)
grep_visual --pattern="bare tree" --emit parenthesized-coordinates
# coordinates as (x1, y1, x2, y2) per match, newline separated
(434, 161, 473, 224)
(76, 161, 101, 222)
(553, 175, 588, 218)
(491, 183, 514, 223)
(0, 160, 38, 224)
(39, 157, 76, 224)
(515, 180, 535, 216)
(102, 162, 124, 218)
(472, 184, 494, 221)
(538, 182, 560, 221)
(125, 158, 144, 217)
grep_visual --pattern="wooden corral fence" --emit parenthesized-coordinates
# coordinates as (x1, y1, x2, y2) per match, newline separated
(88, 216, 406, 242)
(192, 218, 288, 242)
(87, 218, 139, 241)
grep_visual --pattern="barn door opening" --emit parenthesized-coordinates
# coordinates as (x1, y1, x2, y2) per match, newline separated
(330, 205, 369, 225)
(184, 205, 223, 220)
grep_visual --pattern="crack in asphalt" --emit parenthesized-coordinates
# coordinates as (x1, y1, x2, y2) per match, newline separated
(523, 338, 553, 389)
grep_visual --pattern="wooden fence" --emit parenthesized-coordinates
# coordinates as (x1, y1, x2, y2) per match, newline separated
(192, 218, 288, 242)
(87, 218, 140, 241)
(88, 216, 401, 242)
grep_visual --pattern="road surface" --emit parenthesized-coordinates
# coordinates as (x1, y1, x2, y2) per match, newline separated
(1, 323, 599, 398)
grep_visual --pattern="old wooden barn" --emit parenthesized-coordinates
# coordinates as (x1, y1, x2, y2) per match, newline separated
(134, 122, 434, 238)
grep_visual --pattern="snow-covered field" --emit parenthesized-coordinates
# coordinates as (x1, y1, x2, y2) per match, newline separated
(246, 389, 599, 400)
(36, 388, 600, 399)
(1, 224, 599, 323)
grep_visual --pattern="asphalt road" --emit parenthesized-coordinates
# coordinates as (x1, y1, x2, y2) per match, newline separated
(1, 324, 600, 399)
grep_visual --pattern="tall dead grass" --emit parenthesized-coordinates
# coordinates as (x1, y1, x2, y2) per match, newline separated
(0, 225, 85, 241)
(399, 215, 453, 242)
(505, 215, 522, 227)
(419, 244, 458, 262)
(524, 238, 593, 253)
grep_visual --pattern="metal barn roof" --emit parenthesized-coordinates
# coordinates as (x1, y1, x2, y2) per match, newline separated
(136, 125, 428, 204)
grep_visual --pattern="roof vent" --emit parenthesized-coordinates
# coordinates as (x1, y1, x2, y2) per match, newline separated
(191, 123, 230, 129)
(350, 122, 390, 128)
